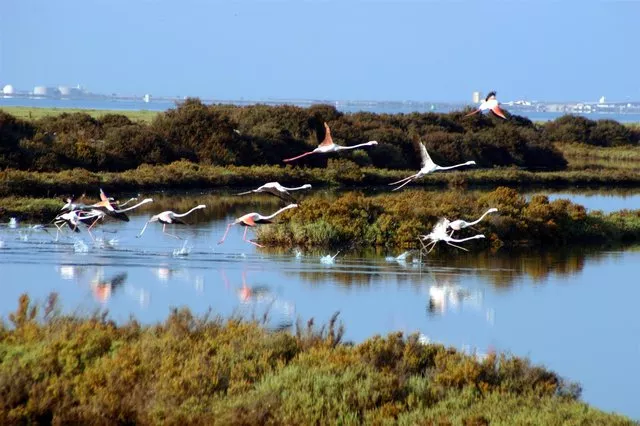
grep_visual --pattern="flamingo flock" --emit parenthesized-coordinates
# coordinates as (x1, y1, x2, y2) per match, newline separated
(32, 99, 506, 252)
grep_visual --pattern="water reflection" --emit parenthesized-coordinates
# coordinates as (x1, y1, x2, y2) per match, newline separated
(220, 270, 295, 331)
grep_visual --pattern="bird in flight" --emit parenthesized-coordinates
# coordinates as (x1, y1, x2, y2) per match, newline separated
(137, 204, 206, 239)
(420, 218, 485, 253)
(283, 122, 377, 162)
(465, 91, 507, 119)
(236, 182, 312, 203)
(218, 204, 298, 248)
(446, 208, 498, 236)
(388, 143, 476, 191)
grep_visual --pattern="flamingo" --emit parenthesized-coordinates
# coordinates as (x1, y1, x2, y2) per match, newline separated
(283, 122, 377, 162)
(465, 91, 507, 119)
(89, 194, 153, 223)
(447, 208, 498, 236)
(217, 204, 298, 248)
(389, 143, 476, 191)
(137, 204, 207, 239)
(61, 197, 91, 212)
(53, 210, 104, 233)
(236, 182, 312, 203)
(419, 218, 485, 253)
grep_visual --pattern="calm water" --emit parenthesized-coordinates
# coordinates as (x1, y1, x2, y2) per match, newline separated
(2, 97, 640, 122)
(0, 191, 639, 419)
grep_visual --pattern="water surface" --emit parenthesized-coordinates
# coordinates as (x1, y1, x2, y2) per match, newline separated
(0, 192, 639, 419)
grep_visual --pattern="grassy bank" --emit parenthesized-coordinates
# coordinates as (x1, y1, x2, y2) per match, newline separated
(258, 187, 640, 249)
(3, 161, 640, 200)
(0, 294, 633, 425)
(0, 106, 159, 123)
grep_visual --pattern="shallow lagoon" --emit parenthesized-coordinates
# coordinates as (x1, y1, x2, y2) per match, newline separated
(0, 189, 639, 419)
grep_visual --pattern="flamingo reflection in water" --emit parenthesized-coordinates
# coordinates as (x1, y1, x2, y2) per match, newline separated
(221, 270, 295, 331)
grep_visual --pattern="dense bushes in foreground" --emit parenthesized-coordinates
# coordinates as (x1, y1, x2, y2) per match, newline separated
(1, 100, 568, 172)
(0, 294, 633, 425)
(258, 187, 640, 249)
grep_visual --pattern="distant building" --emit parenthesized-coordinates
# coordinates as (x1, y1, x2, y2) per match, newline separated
(599, 96, 606, 104)
(33, 86, 61, 97)
(143, 93, 151, 103)
(2, 84, 15, 96)
(472, 91, 481, 104)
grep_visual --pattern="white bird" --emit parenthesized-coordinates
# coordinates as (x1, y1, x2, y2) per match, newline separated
(447, 208, 498, 236)
(53, 210, 103, 233)
(218, 204, 298, 248)
(465, 91, 507, 119)
(320, 250, 341, 264)
(389, 143, 476, 191)
(283, 122, 377, 162)
(236, 182, 312, 203)
(420, 218, 485, 253)
(137, 204, 206, 239)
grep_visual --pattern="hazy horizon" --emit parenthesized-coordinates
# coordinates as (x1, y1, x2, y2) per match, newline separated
(2, 0, 638, 103)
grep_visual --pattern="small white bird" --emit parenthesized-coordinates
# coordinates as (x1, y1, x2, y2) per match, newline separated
(389, 143, 476, 191)
(465, 91, 507, 119)
(283, 122, 377, 162)
(137, 204, 206, 239)
(236, 182, 312, 203)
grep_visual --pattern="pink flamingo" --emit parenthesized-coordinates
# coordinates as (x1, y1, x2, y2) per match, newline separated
(465, 91, 507, 119)
(218, 204, 298, 248)
(283, 122, 377, 162)
(137, 204, 206, 239)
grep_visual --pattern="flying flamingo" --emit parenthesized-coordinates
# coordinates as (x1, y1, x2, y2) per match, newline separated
(137, 204, 207, 239)
(419, 218, 485, 253)
(89, 193, 154, 223)
(465, 91, 507, 119)
(447, 208, 498, 236)
(283, 122, 378, 162)
(236, 182, 312, 203)
(217, 204, 298, 248)
(53, 210, 104, 233)
(389, 143, 476, 191)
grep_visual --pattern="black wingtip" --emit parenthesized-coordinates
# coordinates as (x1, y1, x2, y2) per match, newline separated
(485, 91, 497, 101)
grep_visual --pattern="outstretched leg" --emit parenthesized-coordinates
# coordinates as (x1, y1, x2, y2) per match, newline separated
(162, 224, 182, 240)
(446, 241, 469, 251)
(218, 222, 234, 245)
(391, 177, 415, 192)
(242, 226, 264, 248)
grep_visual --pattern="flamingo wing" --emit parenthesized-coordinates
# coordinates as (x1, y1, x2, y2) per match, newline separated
(318, 122, 334, 147)
(266, 187, 296, 203)
(419, 143, 435, 169)
(242, 216, 256, 226)
(465, 109, 481, 117)
(491, 105, 507, 119)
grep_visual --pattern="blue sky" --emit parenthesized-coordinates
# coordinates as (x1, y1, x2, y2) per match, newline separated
(1, 0, 638, 102)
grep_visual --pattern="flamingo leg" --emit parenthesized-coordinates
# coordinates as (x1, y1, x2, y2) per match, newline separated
(427, 241, 438, 253)
(243, 226, 264, 248)
(162, 224, 182, 240)
(218, 222, 234, 245)
(283, 151, 315, 162)
(446, 241, 469, 251)
(388, 173, 417, 186)
(465, 109, 481, 117)
(391, 177, 416, 192)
